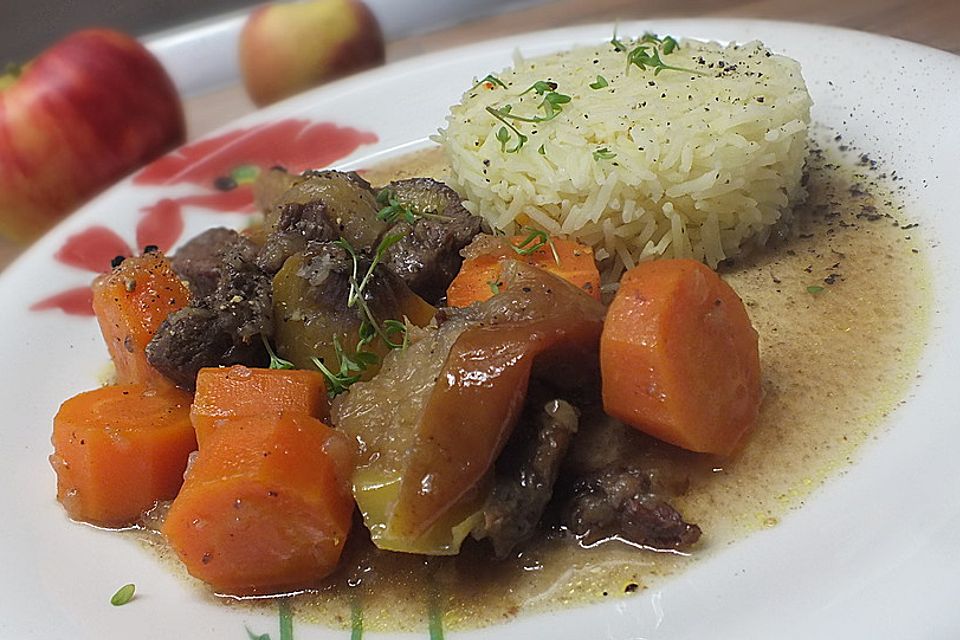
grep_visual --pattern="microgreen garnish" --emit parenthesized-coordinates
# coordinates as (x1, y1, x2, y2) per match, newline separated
(382, 319, 409, 350)
(486, 80, 572, 153)
(512, 227, 561, 265)
(610, 26, 628, 53)
(640, 32, 679, 54)
(312, 235, 411, 396)
(488, 110, 528, 153)
(261, 335, 295, 370)
(375, 189, 418, 224)
(471, 73, 507, 91)
(376, 189, 453, 224)
(593, 147, 617, 161)
(806, 285, 825, 295)
(519, 80, 558, 96)
(487, 280, 501, 295)
(110, 583, 135, 606)
(613, 30, 707, 77)
(589, 75, 609, 89)
(512, 228, 549, 255)
(311, 336, 375, 397)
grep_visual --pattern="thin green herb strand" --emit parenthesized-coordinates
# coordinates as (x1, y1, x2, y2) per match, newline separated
(428, 592, 444, 640)
(279, 599, 293, 640)
(350, 597, 364, 640)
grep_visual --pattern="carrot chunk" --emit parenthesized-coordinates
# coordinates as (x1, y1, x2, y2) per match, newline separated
(601, 259, 761, 456)
(162, 412, 356, 596)
(190, 365, 329, 447)
(50, 384, 196, 528)
(446, 234, 600, 306)
(91, 253, 190, 387)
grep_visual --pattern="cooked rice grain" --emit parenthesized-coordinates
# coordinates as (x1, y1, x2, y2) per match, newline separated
(437, 38, 812, 278)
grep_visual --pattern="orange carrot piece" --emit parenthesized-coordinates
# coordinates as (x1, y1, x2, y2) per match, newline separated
(162, 412, 356, 596)
(446, 235, 600, 307)
(50, 383, 196, 528)
(190, 365, 329, 448)
(91, 252, 190, 387)
(601, 259, 761, 456)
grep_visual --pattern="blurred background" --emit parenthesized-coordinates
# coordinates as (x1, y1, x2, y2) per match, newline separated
(5, 0, 956, 68)
(2, 0, 549, 63)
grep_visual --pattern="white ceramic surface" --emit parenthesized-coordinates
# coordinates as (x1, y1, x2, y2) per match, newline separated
(2, 19, 958, 640)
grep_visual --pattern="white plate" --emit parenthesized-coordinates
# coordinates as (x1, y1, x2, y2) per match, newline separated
(2, 18, 959, 640)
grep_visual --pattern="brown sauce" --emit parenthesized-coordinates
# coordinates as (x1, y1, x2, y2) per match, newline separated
(131, 130, 930, 632)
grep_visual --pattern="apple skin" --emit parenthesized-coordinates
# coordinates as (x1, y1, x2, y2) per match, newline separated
(240, 0, 385, 107)
(0, 29, 185, 242)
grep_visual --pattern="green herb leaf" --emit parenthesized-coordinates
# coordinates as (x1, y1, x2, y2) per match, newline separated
(593, 147, 617, 161)
(611, 26, 628, 53)
(261, 334, 295, 370)
(230, 164, 261, 185)
(314, 234, 413, 395)
(806, 285, 825, 295)
(382, 319, 409, 350)
(485, 107, 529, 153)
(110, 583, 136, 606)
(487, 280, 501, 295)
(662, 35, 679, 55)
(537, 144, 547, 156)
(496, 126, 510, 151)
(589, 75, 609, 89)
(520, 80, 558, 96)
(470, 74, 507, 91)
(486, 79, 573, 154)
(614, 32, 707, 77)
(512, 227, 550, 256)
(246, 629, 271, 640)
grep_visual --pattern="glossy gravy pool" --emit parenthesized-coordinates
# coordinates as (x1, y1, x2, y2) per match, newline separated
(135, 132, 930, 632)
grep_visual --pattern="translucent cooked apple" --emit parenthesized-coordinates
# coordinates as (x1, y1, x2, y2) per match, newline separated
(334, 261, 605, 554)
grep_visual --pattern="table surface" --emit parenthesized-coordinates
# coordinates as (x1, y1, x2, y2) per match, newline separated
(3, 0, 957, 268)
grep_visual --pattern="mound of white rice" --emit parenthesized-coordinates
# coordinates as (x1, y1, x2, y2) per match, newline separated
(438, 35, 812, 277)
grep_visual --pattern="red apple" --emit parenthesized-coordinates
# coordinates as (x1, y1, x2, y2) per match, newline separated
(0, 29, 184, 242)
(239, 0, 385, 107)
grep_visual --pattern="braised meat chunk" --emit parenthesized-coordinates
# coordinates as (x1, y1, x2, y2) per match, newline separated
(171, 227, 244, 298)
(562, 466, 701, 550)
(147, 239, 273, 388)
(475, 397, 580, 558)
(379, 178, 483, 304)
(257, 170, 387, 274)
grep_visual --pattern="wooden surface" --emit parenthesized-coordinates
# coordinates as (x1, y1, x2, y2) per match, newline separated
(2, 0, 957, 268)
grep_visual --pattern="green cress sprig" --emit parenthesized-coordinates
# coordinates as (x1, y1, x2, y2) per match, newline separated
(612, 30, 708, 77)
(589, 75, 609, 89)
(312, 234, 411, 396)
(486, 80, 572, 153)
(375, 188, 453, 224)
(261, 334, 295, 370)
(593, 147, 617, 161)
(470, 73, 507, 91)
(512, 226, 561, 265)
